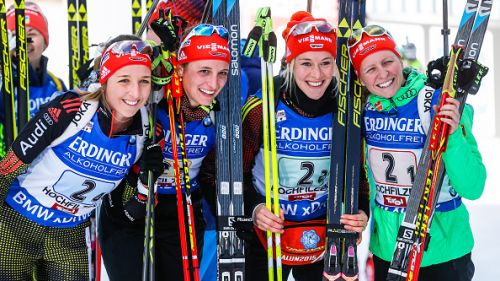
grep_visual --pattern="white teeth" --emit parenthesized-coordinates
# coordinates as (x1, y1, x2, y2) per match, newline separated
(307, 81, 322, 87)
(200, 88, 215, 95)
(124, 99, 138, 106)
(378, 79, 394, 88)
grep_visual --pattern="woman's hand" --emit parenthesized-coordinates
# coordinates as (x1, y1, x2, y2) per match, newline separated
(253, 203, 285, 234)
(340, 209, 369, 245)
(435, 97, 461, 134)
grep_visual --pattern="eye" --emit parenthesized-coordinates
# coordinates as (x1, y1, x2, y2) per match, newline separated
(140, 79, 151, 84)
(118, 78, 130, 83)
(364, 67, 375, 74)
(199, 69, 210, 75)
(301, 61, 312, 67)
(383, 59, 394, 65)
(321, 60, 332, 66)
(219, 70, 228, 78)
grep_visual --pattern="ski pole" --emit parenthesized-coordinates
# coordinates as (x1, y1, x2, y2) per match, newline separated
(135, 0, 161, 37)
(307, 0, 312, 12)
(0, 0, 17, 147)
(14, 0, 29, 130)
(442, 0, 450, 56)
(243, 7, 282, 281)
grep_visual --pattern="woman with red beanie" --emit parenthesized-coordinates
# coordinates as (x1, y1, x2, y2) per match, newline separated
(98, 24, 230, 281)
(1, 1, 67, 157)
(241, 11, 370, 280)
(0, 36, 164, 280)
(348, 25, 485, 280)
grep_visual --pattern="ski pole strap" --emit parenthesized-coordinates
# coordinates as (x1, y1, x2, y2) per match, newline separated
(242, 7, 269, 58)
(242, 7, 276, 63)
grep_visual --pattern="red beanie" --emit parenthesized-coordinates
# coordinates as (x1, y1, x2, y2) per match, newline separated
(348, 30, 400, 74)
(177, 32, 230, 65)
(7, 2, 49, 46)
(99, 41, 152, 84)
(282, 11, 337, 63)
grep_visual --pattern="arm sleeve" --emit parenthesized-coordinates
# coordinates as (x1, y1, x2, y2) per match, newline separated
(242, 97, 265, 216)
(11, 91, 80, 164)
(1, 92, 80, 202)
(442, 104, 486, 200)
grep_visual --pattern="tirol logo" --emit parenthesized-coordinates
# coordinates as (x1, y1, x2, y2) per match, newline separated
(384, 195, 406, 207)
(300, 229, 320, 250)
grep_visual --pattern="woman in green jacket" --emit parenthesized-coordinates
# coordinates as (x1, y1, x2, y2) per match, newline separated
(348, 25, 486, 281)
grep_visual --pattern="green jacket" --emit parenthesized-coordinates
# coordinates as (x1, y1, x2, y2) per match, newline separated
(366, 73, 486, 266)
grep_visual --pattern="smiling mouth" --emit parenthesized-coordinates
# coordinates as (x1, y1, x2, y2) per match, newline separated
(200, 88, 215, 95)
(377, 78, 394, 88)
(307, 81, 323, 87)
(123, 99, 139, 106)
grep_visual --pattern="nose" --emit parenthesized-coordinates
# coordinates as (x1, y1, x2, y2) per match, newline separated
(310, 64, 322, 79)
(207, 74, 218, 90)
(128, 82, 141, 98)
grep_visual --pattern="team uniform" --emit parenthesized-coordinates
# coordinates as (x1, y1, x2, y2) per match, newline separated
(242, 85, 370, 280)
(0, 91, 149, 281)
(364, 68, 486, 280)
(99, 95, 216, 281)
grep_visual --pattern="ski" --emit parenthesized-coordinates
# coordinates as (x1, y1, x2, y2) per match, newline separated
(132, 0, 142, 34)
(323, 0, 364, 280)
(0, 0, 17, 147)
(14, 0, 29, 130)
(78, 0, 89, 69)
(67, 0, 79, 89)
(213, 1, 246, 280)
(386, 1, 492, 280)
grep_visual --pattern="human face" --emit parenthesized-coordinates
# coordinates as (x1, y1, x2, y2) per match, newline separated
(358, 50, 404, 99)
(105, 64, 151, 122)
(178, 60, 229, 107)
(26, 27, 47, 69)
(292, 51, 335, 100)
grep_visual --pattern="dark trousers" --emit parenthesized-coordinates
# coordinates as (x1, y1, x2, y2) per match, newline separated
(0, 205, 90, 281)
(244, 235, 324, 281)
(373, 253, 475, 281)
(99, 207, 205, 281)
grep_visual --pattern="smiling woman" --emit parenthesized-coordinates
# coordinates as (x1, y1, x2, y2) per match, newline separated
(241, 10, 370, 281)
(98, 23, 231, 281)
(0, 35, 166, 281)
(348, 24, 486, 281)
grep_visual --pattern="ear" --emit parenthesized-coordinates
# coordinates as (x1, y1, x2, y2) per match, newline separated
(177, 64, 184, 77)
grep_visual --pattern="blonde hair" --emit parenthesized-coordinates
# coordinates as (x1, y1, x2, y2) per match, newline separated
(75, 84, 110, 110)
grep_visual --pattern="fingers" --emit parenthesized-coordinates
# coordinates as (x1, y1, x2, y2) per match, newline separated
(340, 210, 368, 233)
(438, 98, 461, 134)
(254, 205, 284, 234)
